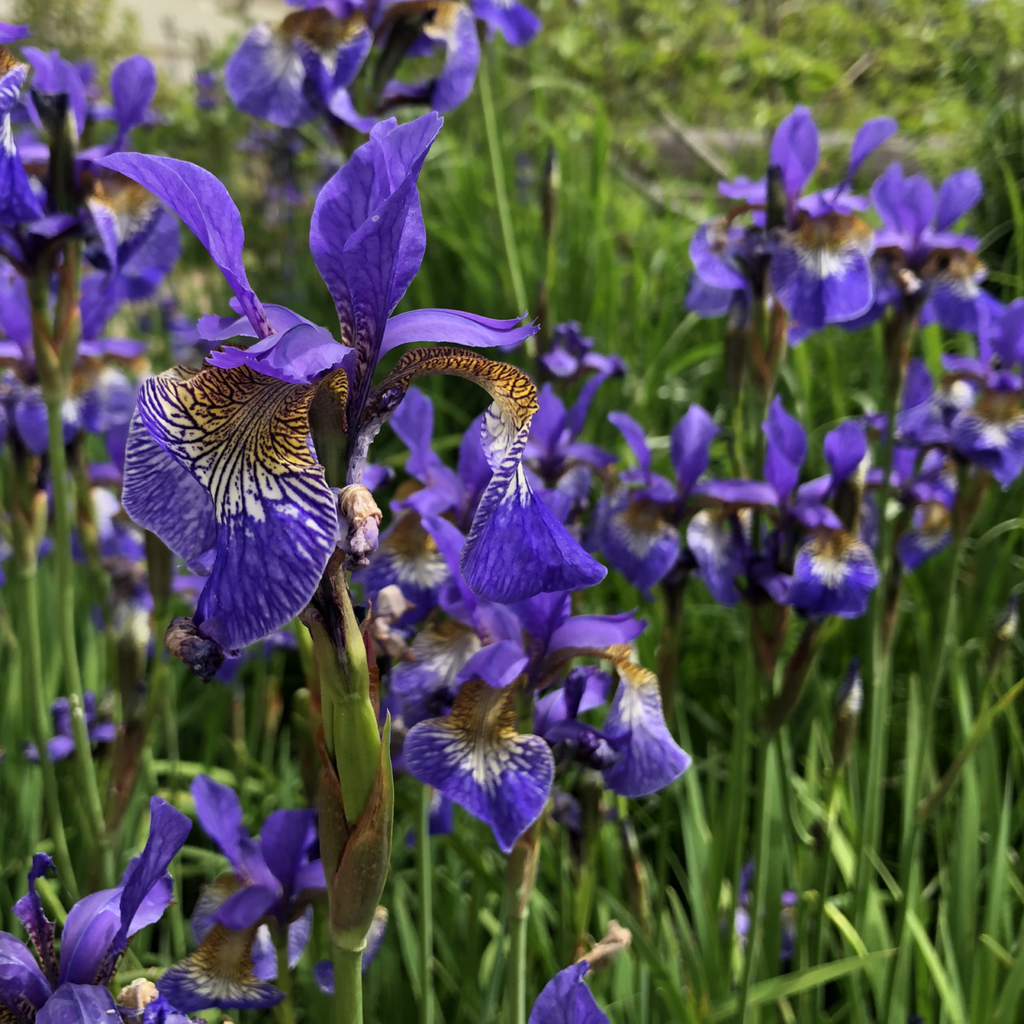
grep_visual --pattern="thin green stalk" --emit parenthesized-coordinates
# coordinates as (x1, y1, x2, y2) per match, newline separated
(507, 899, 529, 1024)
(275, 928, 297, 1024)
(41, 384, 113, 888)
(504, 837, 536, 1024)
(333, 946, 363, 1024)
(18, 565, 78, 898)
(853, 310, 916, 929)
(478, 51, 529, 321)
(417, 785, 436, 1024)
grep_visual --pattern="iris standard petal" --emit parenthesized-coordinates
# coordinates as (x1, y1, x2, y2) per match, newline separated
(455, 640, 528, 689)
(608, 411, 652, 478)
(110, 55, 157, 147)
(13, 854, 57, 988)
(934, 168, 982, 233)
(35, 983, 121, 1024)
(258, 809, 318, 897)
(404, 681, 555, 853)
(528, 961, 609, 1024)
(847, 117, 897, 176)
(823, 420, 867, 487)
(670, 404, 718, 496)
(192, 775, 248, 872)
(99, 153, 271, 339)
(134, 365, 339, 650)
(769, 106, 819, 199)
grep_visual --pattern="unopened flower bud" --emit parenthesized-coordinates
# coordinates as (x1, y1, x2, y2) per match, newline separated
(165, 617, 224, 682)
(337, 485, 382, 568)
(116, 978, 159, 1008)
(575, 920, 632, 971)
(996, 595, 1019, 643)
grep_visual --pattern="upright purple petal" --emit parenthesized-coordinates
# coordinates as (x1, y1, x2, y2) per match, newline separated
(670, 404, 718, 496)
(192, 775, 248, 870)
(0, 55, 44, 225)
(258, 809, 318, 897)
(110, 55, 157, 146)
(769, 106, 819, 198)
(763, 396, 806, 500)
(35, 984, 120, 1024)
(823, 420, 866, 486)
(608, 411, 652, 478)
(847, 117, 897, 176)
(99, 153, 270, 339)
(934, 169, 982, 232)
(0, 24, 29, 42)
(13, 854, 57, 988)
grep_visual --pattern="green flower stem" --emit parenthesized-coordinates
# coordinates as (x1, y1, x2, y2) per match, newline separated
(31, 272, 114, 890)
(275, 928, 297, 1024)
(853, 309, 916, 930)
(478, 50, 529, 325)
(15, 546, 78, 898)
(504, 837, 537, 1024)
(417, 785, 436, 1024)
(333, 946, 364, 1024)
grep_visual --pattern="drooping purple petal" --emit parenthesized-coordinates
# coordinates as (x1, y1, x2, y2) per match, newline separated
(787, 531, 880, 619)
(473, 0, 541, 45)
(585, 492, 678, 593)
(225, 24, 312, 128)
(99, 153, 270, 339)
(686, 510, 744, 606)
(134, 366, 338, 651)
(206, 322, 343, 386)
(405, 682, 554, 853)
(0, 57, 44, 225)
(528, 961, 609, 1024)
(0, 931, 51, 1020)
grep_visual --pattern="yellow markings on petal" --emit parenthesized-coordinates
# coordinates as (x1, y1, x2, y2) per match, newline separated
(442, 681, 525, 789)
(0, 47, 23, 75)
(172, 923, 265, 1001)
(280, 7, 368, 50)
(538, 643, 657, 695)
(144, 364, 324, 521)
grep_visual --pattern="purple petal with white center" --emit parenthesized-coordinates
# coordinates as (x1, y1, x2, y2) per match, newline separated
(934, 168, 982, 232)
(13, 854, 57, 988)
(404, 681, 554, 853)
(380, 308, 535, 359)
(391, 620, 481, 726)
(602, 657, 690, 797)
(763, 396, 806, 500)
(0, 58, 44, 225)
(134, 365, 337, 650)
(0, 931, 51, 1019)
(769, 217, 874, 330)
(35, 983, 121, 1024)
(787, 532, 880, 619)
(847, 117, 897, 176)
(823, 420, 866, 486)
(473, 0, 541, 45)
(206, 322, 343, 385)
(951, 401, 1024, 488)
(225, 24, 312, 128)
(896, 502, 952, 571)
(528, 961, 609, 1024)
(686, 509, 744, 606)
(110, 55, 157, 147)
(585, 492, 678, 592)
(121, 402, 218, 575)
(670, 404, 717, 496)
(456, 640, 528, 689)
(99, 153, 270, 339)
(769, 106, 819, 199)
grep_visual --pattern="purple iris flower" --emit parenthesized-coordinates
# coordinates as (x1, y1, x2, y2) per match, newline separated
(528, 961, 609, 1024)
(0, 798, 191, 1023)
(0, 23, 29, 43)
(0, 48, 44, 225)
(733, 860, 798, 963)
(587, 404, 718, 593)
(159, 775, 325, 1012)
(23, 692, 117, 763)
(472, 0, 541, 46)
(539, 322, 625, 380)
(402, 519, 687, 848)
(102, 114, 603, 656)
(194, 69, 219, 111)
(689, 108, 896, 336)
(859, 162, 996, 334)
(949, 371, 1024, 489)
